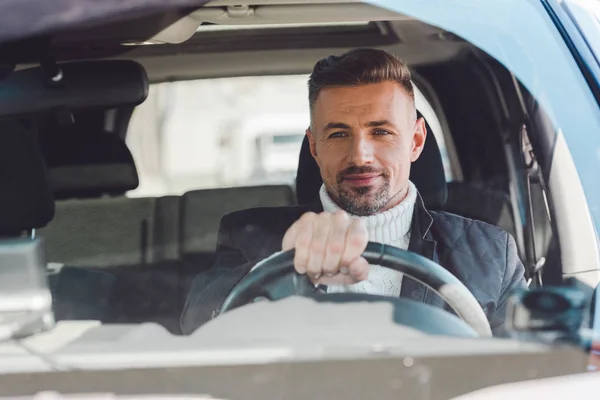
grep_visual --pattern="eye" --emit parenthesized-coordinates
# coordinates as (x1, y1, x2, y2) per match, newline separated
(373, 129, 391, 136)
(328, 132, 347, 139)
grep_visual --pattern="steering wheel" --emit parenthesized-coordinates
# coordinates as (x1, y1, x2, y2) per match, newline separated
(219, 242, 492, 337)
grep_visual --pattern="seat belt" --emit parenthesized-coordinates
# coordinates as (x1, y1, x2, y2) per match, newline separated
(519, 123, 551, 287)
(511, 75, 552, 287)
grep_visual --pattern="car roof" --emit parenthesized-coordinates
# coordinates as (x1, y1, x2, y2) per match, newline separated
(0, 0, 210, 44)
(1, 1, 473, 83)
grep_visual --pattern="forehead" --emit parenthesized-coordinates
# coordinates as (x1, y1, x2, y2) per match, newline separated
(313, 81, 412, 125)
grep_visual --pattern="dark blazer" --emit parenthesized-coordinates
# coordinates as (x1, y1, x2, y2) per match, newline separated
(181, 194, 527, 336)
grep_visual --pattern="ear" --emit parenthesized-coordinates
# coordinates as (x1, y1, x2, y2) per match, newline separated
(410, 117, 427, 162)
(306, 128, 318, 159)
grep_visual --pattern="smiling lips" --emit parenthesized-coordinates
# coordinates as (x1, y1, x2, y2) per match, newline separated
(342, 173, 381, 186)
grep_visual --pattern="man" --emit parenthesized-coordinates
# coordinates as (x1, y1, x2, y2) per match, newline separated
(181, 48, 527, 335)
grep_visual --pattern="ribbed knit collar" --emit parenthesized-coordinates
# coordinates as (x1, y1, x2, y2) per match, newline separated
(319, 180, 417, 245)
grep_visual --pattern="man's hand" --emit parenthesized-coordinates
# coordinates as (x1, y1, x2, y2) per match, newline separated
(281, 210, 369, 285)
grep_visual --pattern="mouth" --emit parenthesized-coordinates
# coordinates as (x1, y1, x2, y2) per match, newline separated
(342, 173, 382, 186)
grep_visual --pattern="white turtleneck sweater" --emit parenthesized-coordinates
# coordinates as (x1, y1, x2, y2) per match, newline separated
(251, 180, 417, 297)
(320, 180, 417, 297)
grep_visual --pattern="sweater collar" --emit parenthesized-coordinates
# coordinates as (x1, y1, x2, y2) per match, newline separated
(318, 181, 418, 244)
(305, 187, 435, 249)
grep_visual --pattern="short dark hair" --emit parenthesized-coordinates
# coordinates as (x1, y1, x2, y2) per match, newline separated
(308, 48, 414, 117)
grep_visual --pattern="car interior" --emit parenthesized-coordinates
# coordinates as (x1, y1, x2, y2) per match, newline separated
(0, 0, 595, 336)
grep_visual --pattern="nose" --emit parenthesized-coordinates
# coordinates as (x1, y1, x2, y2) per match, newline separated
(346, 135, 374, 166)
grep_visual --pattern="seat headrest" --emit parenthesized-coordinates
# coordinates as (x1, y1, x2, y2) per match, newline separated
(181, 185, 295, 257)
(408, 112, 448, 209)
(39, 130, 139, 199)
(0, 120, 55, 235)
(296, 111, 448, 209)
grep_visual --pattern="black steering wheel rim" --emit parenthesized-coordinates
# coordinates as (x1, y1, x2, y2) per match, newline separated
(219, 242, 492, 336)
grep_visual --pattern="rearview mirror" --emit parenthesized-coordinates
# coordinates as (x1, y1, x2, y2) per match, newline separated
(0, 60, 148, 118)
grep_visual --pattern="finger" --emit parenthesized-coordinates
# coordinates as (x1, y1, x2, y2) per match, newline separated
(340, 218, 368, 267)
(306, 213, 332, 279)
(319, 272, 364, 285)
(348, 256, 369, 281)
(290, 212, 317, 274)
(321, 211, 350, 276)
(281, 223, 297, 251)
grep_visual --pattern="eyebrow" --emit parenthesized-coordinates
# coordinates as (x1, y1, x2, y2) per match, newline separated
(322, 120, 394, 132)
(323, 122, 351, 131)
(366, 120, 393, 127)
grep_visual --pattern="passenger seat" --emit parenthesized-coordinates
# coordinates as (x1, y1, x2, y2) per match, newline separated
(38, 126, 297, 331)
(37, 129, 154, 267)
(36, 128, 183, 332)
(0, 119, 119, 323)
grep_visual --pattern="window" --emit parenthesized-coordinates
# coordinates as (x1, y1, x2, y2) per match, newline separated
(413, 85, 455, 182)
(126, 75, 454, 197)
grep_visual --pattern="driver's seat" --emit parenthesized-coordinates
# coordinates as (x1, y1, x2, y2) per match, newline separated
(295, 111, 448, 209)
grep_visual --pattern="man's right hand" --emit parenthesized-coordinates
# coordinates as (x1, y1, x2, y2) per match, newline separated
(281, 210, 369, 285)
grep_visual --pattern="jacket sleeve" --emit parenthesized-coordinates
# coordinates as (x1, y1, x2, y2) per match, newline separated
(180, 261, 255, 334)
(491, 232, 528, 336)
(180, 213, 255, 334)
(212, 213, 249, 271)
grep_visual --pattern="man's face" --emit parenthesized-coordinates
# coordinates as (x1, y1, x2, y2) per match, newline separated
(307, 81, 427, 216)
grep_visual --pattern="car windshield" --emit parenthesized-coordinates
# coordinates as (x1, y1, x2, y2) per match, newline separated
(1, 0, 600, 397)
(563, 0, 600, 64)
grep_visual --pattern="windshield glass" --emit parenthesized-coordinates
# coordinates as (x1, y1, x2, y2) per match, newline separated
(372, 0, 600, 232)
(563, 0, 600, 66)
(126, 76, 452, 197)
(3, 0, 600, 391)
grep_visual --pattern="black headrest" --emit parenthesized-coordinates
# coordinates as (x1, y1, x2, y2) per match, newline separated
(39, 129, 139, 199)
(409, 112, 448, 209)
(0, 119, 54, 235)
(296, 111, 448, 209)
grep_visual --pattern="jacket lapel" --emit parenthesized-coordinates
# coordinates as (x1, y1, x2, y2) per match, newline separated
(400, 193, 444, 308)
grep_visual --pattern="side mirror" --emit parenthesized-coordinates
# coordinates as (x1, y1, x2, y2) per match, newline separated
(506, 278, 600, 371)
(506, 282, 588, 337)
(0, 238, 53, 340)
